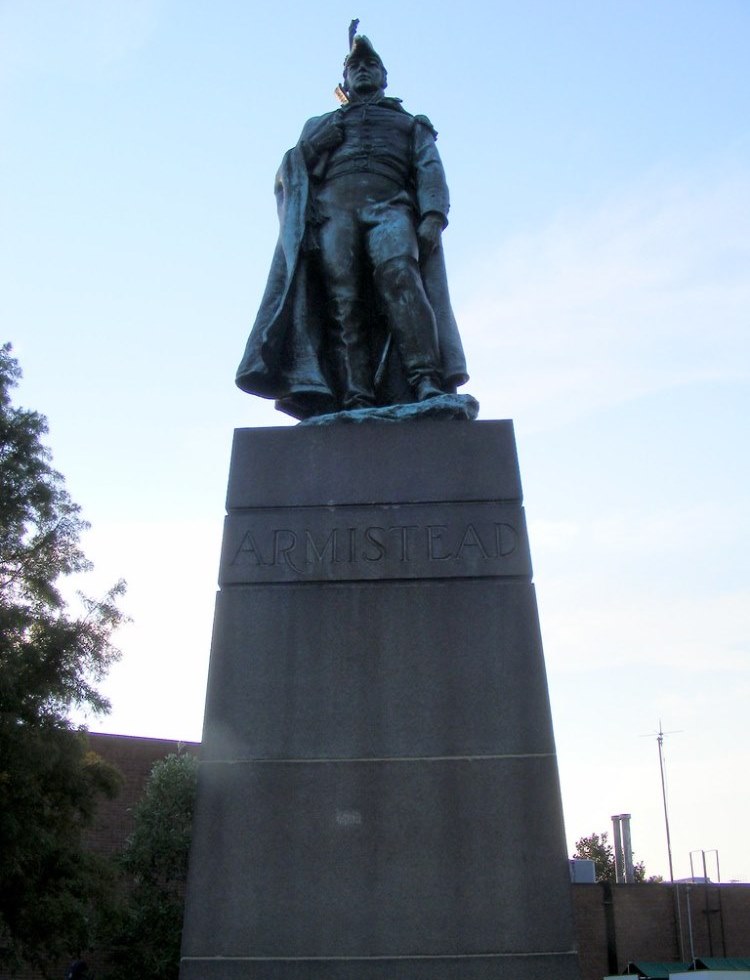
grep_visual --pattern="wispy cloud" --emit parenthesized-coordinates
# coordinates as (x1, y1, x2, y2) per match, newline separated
(458, 164, 750, 430)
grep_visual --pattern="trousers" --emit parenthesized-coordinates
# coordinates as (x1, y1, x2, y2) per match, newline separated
(315, 174, 441, 408)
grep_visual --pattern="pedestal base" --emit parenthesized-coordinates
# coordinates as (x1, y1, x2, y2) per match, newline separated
(180, 420, 580, 980)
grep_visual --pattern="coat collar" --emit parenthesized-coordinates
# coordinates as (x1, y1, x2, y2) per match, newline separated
(340, 95, 405, 113)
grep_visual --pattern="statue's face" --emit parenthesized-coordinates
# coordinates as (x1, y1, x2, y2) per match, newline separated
(344, 55, 385, 98)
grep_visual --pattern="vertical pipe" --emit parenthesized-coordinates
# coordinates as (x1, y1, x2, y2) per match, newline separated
(611, 814, 624, 883)
(686, 886, 696, 966)
(674, 884, 686, 962)
(702, 850, 714, 957)
(718, 881, 727, 957)
(602, 880, 619, 975)
(710, 851, 727, 956)
(621, 813, 635, 883)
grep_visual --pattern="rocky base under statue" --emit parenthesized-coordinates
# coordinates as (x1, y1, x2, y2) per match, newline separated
(299, 391, 479, 426)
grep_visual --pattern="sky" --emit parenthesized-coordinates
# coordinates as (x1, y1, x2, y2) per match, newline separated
(1, 0, 748, 884)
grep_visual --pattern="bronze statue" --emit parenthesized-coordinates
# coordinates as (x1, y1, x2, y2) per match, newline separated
(236, 23, 469, 420)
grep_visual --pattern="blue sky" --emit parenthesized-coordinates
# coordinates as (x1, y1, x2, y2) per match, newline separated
(2, 0, 748, 883)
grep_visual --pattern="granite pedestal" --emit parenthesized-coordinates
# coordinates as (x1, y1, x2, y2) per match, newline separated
(180, 419, 580, 979)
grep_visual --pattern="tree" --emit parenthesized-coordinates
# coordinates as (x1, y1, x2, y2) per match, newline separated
(0, 343, 126, 973)
(572, 830, 660, 882)
(106, 752, 198, 980)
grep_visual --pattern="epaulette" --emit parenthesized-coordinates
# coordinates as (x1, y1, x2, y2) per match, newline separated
(413, 114, 438, 139)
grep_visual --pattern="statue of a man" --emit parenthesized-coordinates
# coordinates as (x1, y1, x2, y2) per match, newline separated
(236, 26, 468, 420)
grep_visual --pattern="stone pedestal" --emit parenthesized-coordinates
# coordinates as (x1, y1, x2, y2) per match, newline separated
(180, 420, 581, 980)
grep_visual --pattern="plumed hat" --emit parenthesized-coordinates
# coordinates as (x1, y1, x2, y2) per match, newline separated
(343, 19, 386, 71)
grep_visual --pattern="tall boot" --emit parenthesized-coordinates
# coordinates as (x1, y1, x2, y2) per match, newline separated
(374, 255, 443, 400)
(327, 296, 376, 410)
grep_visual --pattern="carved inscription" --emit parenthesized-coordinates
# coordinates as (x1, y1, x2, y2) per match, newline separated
(232, 522, 517, 572)
(220, 502, 530, 584)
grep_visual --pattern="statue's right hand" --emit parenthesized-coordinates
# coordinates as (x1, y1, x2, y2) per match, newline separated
(311, 119, 344, 155)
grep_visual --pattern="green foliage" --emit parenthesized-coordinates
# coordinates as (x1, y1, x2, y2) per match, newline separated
(107, 752, 198, 980)
(0, 343, 126, 973)
(572, 830, 658, 882)
(573, 831, 617, 881)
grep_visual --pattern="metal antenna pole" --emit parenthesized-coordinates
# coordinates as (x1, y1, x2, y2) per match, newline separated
(641, 719, 682, 883)
(657, 720, 675, 883)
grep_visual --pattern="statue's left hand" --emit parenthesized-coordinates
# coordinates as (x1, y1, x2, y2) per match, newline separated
(417, 213, 444, 254)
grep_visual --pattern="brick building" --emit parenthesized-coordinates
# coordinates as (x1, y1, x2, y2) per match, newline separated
(83, 732, 199, 857)
(572, 880, 750, 978)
